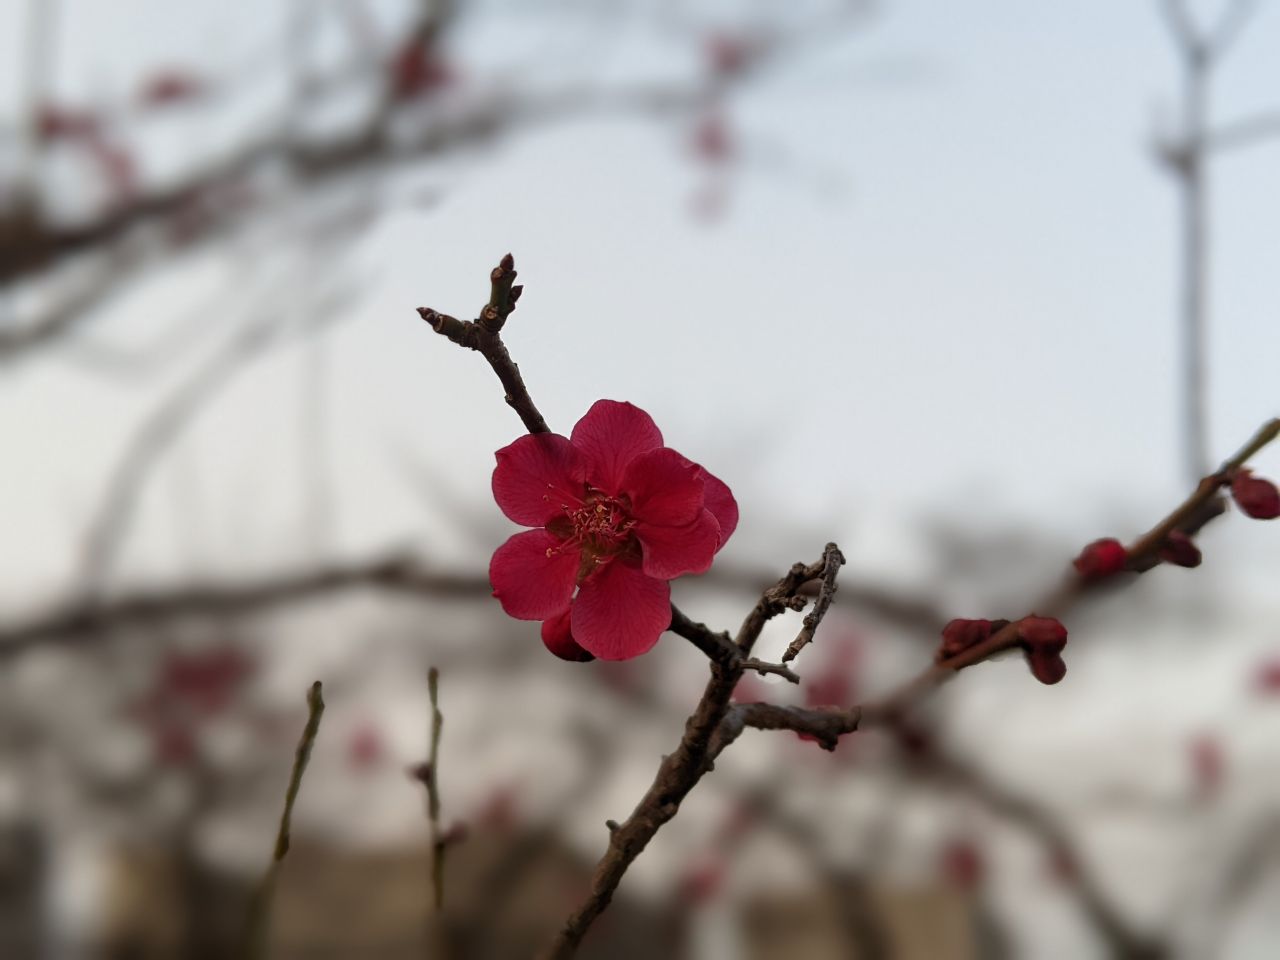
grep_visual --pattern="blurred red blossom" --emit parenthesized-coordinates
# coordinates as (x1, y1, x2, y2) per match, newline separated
(489, 400, 737, 661)
(347, 724, 386, 771)
(138, 70, 204, 107)
(678, 858, 726, 905)
(1189, 733, 1225, 800)
(1252, 656, 1280, 696)
(389, 40, 454, 101)
(940, 838, 986, 891)
(36, 103, 99, 141)
(704, 32, 755, 77)
(159, 646, 253, 715)
(692, 112, 733, 164)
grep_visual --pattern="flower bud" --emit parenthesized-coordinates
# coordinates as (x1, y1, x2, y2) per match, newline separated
(1073, 538, 1128, 578)
(1230, 470, 1280, 520)
(541, 611, 594, 662)
(1018, 616, 1068, 653)
(1158, 529, 1202, 568)
(1026, 648, 1067, 685)
(938, 618, 1002, 660)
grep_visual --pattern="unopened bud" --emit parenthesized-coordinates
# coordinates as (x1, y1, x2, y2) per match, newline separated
(1230, 470, 1280, 520)
(1073, 538, 1128, 579)
(1158, 529, 1202, 568)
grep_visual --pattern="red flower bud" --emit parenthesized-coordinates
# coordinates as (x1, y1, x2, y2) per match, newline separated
(1026, 648, 1067, 685)
(541, 610, 594, 662)
(938, 618, 994, 660)
(1018, 616, 1068, 684)
(1230, 470, 1280, 520)
(1158, 529, 1202, 568)
(1018, 616, 1068, 653)
(1073, 538, 1128, 578)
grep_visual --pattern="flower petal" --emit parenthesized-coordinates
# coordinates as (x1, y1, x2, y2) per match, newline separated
(571, 561, 671, 660)
(636, 509, 721, 579)
(697, 465, 738, 547)
(570, 400, 663, 494)
(620, 447, 705, 528)
(673, 455, 738, 548)
(541, 607, 594, 662)
(492, 433, 586, 526)
(490, 530, 579, 620)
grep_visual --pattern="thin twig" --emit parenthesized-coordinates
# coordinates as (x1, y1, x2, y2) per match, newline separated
(782, 542, 845, 663)
(426, 666, 446, 911)
(854, 417, 1277, 725)
(241, 681, 325, 959)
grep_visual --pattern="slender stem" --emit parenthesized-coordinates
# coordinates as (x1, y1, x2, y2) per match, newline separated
(426, 666, 446, 911)
(1179, 51, 1211, 485)
(241, 681, 326, 959)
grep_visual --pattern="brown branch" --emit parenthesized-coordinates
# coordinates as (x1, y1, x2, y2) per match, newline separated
(417, 294, 548, 436)
(668, 605, 799, 683)
(781, 541, 845, 662)
(540, 552, 836, 959)
(861, 416, 1279, 725)
(713, 702, 861, 755)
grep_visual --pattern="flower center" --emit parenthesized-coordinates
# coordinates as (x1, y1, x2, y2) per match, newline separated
(546, 489, 638, 575)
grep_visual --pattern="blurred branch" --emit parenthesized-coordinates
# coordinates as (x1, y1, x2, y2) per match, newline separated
(241, 680, 325, 960)
(919, 743, 1165, 960)
(1153, 0, 1268, 484)
(0, 553, 489, 656)
(78, 268, 357, 593)
(424, 667, 447, 912)
(1, 1, 875, 384)
(1206, 109, 1280, 152)
(735, 785, 890, 960)
(1192, 814, 1280, 958)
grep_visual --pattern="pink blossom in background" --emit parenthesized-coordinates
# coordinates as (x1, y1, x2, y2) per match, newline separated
(490, 400, 737, 661)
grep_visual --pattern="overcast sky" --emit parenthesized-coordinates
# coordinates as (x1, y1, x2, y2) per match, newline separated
(1, 0, 1277, 604)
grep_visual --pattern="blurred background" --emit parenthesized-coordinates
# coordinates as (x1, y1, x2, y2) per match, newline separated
(1, 0, 1279, 957)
